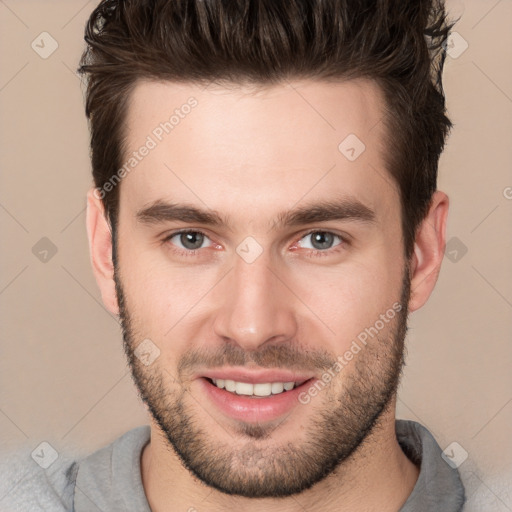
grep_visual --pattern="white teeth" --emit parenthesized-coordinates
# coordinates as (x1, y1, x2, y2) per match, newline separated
(271, 382, 284, 394)
(224, 379, 236, 392)
(210, 379, 300, 396)
(253, 383, 272, 397)
(235, 381, 253, 395)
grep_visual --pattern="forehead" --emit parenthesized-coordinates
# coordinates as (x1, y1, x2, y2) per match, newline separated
(120, 78, 398, 224)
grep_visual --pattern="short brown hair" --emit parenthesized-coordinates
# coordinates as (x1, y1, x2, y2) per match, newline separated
(78, 0, 456, 259)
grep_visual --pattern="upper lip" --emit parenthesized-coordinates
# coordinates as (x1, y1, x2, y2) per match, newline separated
(197, 367, 315, 385)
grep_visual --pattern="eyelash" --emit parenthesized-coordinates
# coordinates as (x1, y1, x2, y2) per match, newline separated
(299, 229, 348, 258)
(161, 229, 348, 258)
(161, 229, 209, 258)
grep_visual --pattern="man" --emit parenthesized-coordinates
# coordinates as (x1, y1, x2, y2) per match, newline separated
(2, 0, 466, 510)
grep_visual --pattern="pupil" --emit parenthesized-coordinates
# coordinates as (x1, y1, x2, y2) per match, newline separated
(312, 232, 333, 250)
(181, 232, 203, 250)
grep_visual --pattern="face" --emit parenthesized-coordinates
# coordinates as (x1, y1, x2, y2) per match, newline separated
(113, 78, 410, 498)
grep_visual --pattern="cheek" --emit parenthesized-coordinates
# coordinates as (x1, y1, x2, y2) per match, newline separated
(291, 255, 403, 353)
(118, 242, 223, 338)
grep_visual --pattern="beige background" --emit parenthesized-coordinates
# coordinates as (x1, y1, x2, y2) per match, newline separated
(0, 0, 511, 510)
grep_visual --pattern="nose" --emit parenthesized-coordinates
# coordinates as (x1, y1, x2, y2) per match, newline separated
(212, 250, 298, 352)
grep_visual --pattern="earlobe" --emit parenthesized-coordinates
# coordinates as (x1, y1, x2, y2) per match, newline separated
(86, 188, 120, 315)
(408, 191, 449, 313)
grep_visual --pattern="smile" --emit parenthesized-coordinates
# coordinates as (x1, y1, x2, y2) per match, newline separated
(208, 378, 307, 397)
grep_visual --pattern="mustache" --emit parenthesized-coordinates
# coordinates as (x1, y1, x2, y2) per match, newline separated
(177, 343, 337, 378)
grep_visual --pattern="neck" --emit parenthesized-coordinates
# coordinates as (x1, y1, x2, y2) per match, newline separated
(141, 398, 419, 512)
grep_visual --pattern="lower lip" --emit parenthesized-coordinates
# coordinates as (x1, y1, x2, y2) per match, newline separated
(199, 377, 315, 423)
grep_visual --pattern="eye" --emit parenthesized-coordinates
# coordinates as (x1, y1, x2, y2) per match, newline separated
(165, 230, 212, 251)
(298, 231, 344, 251)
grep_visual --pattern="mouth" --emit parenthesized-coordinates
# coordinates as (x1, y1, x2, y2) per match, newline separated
(198, 373, 317, 424)
(205, 377, 308, 397)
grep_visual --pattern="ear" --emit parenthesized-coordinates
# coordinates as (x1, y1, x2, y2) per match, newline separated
(408, 190, 449, 313)
(86, 188, 119, 315)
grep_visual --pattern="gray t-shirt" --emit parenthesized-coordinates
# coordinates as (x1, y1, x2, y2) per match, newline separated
(0, 419, 465, 511)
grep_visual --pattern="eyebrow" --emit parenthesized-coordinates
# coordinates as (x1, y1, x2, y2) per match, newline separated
(136, 198, 376, 230)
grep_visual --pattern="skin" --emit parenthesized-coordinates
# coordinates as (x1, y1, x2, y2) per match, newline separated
(87, 78, 449, 511)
